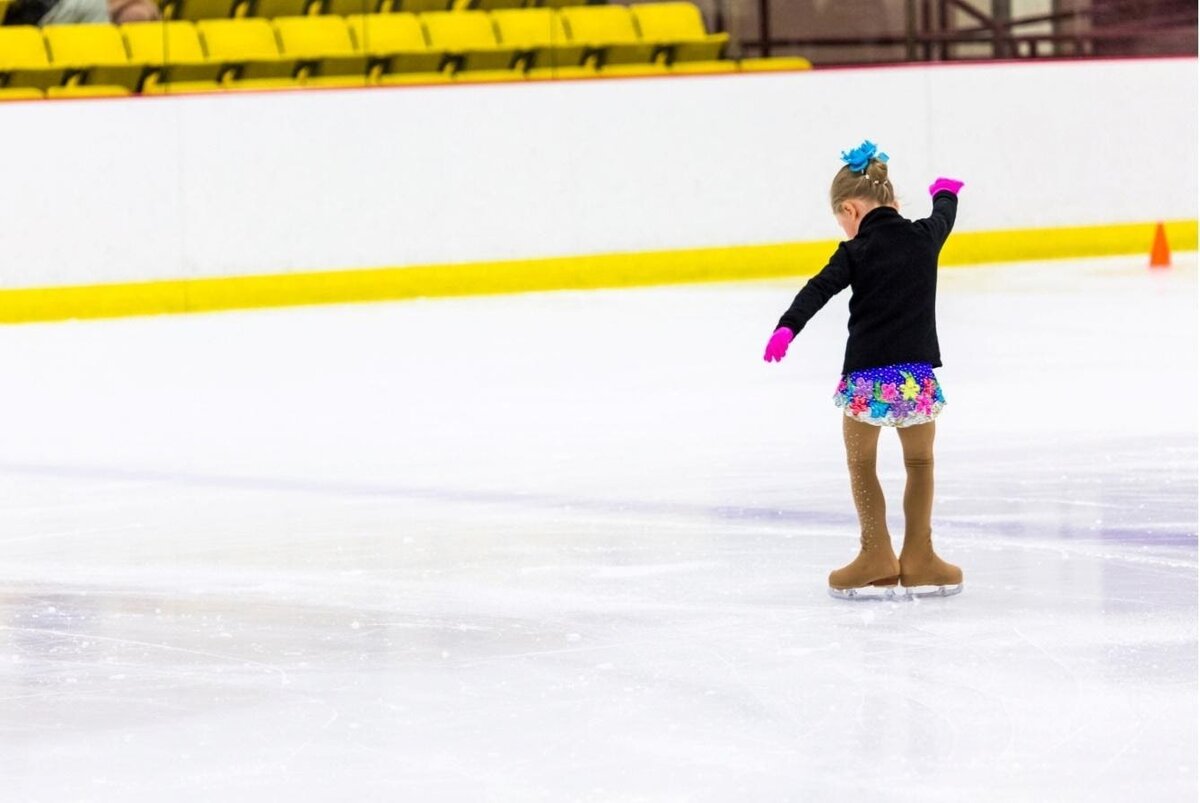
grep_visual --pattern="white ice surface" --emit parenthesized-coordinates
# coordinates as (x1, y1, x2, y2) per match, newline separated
(0, 255, 1195, 801)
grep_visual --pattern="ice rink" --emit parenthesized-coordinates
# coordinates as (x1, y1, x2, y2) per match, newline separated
(0, 254, 1195, 801)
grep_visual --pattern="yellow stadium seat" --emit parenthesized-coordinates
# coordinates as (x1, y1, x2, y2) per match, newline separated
(526, 63, 594, 80)
(226, 76, 303, 89)
(393, 0, 451, 11)
(0, 1, 10, 22)
(151, 76, 300, 91)
(631, 2, 728, 62)
(738, 56, 812, 72)
(345, 14, 442, 74)
(492, 8, 583, 71)
(0, 87, 44, 101)
(122, 21, 221, 85)
(146, 78, 308, 93)
(540, 0, 586, 7)
(670, 59, 736, 74)
(560, 5, 655, 65)
(322, 0, 385, 16)
(197, 18, 296, 79)
(142, 79, 223, 92)
(171, 0, 247, 21)
(301, 73, 373, 87)
(421, 10, 515, 71)
(0, 27, 65, 90)
(44, 25, 145, 91)
(150, 76, 300, 91)
(377, 71, 451, 85)
(453, 68, 522, 83)
(47, 84, 132, 97)
(252, 0, 313, 21)
(274, 16, 366, 78)
(598, 62, 668, 78)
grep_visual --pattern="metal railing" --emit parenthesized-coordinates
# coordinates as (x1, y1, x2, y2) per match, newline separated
(737, 0, 1197, 63)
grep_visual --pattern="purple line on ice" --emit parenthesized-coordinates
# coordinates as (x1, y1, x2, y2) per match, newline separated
(0, 460, 1192, 548)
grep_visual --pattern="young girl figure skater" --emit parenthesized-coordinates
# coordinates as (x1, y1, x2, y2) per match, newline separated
(764, 140, 964, 600)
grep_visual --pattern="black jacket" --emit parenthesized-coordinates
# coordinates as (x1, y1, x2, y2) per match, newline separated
(776, 191, 958, 374)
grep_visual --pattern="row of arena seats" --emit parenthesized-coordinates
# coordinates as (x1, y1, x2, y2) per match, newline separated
(161, 0, 595, 22)
(0, 0, 586, 20)
(0, 3, 810, 95)
(0, 50, 812, 100)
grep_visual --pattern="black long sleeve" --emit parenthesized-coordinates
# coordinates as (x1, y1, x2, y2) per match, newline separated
(776, 244, 851, 336)
(914, 190, 958, 248)
(771, 193, 959, 374)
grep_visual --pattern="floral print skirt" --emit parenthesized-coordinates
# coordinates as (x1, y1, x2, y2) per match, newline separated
(833, 362, 945, 428)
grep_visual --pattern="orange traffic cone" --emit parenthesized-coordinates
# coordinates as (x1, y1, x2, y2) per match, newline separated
(1150, 222, 1171, 268)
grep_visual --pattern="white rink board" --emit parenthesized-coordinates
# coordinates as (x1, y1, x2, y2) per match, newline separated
(0, 58, 1194, 288)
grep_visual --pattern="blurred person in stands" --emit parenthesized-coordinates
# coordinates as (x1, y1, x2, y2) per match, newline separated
(3, 0, 107, 24)
(108, 0, 159, 23)
(3, 0, 158, 25)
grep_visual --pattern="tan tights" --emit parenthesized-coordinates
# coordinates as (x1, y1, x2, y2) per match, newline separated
(830, 417, 961, 589)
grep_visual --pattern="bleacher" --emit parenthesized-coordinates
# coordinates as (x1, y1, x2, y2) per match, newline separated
(0, 1, 811, 98)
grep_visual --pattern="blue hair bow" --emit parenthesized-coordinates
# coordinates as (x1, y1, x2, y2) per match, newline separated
(840, 140, 889, 173)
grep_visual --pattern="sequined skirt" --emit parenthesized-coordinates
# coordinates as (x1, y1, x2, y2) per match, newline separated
(833, 362, 946, 428)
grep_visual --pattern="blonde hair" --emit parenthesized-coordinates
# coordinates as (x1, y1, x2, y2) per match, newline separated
(830, 158, 895, 213)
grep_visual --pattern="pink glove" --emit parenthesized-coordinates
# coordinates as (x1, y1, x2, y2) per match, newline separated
(763, 327, 794, 362)
(929, 177, 964, 196)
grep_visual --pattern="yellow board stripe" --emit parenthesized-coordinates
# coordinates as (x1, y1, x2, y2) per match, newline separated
(940, 219, 1197, 265)
(0, 219, 1194, 324)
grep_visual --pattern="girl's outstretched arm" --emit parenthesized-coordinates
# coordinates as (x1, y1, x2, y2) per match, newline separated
(770, 244, 852, 349)
(915, 177, 963, 247)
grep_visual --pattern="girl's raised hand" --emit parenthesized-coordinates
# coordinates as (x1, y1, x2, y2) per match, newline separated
(763, 327, 794, 362)
(928, 177, 964, 196)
